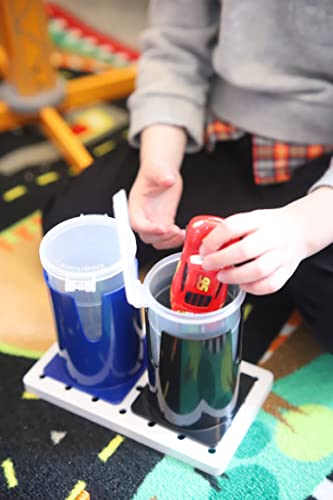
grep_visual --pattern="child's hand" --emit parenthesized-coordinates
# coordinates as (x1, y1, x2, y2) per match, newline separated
(129, 124, 186, 249)
(200, 206, 307, 295)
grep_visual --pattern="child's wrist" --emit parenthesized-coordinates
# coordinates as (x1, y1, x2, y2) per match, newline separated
(287, 187, 333, 257)
(140, 125, 185, 175)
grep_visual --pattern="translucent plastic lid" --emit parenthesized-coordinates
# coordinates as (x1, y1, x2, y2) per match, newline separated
(39, 213, 136, 292)
(112, 190, 148, 308)
(112, 190, 246, 320)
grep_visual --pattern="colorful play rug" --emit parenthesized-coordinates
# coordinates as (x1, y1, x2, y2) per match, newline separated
(1, 324, 333, 499)
(1, 4, 333, 499)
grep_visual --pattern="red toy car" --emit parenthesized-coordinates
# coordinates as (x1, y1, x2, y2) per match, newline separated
(170, 215, 229, 313)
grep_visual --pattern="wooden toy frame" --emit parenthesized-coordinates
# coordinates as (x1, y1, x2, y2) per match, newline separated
(0, 0, 136, 173)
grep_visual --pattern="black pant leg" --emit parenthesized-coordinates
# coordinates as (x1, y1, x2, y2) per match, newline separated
(177, 135, 257, 224)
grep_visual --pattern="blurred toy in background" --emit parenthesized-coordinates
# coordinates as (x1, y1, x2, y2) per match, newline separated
(170, 215, 229, 313)
(75, 489, 90, 500)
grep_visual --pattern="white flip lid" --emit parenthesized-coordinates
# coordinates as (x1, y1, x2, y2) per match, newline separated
(112, 189, 148, 308)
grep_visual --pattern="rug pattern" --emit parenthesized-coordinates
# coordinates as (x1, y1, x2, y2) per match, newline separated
(1, 4, 333, 499)
(1, 345, 333, 499)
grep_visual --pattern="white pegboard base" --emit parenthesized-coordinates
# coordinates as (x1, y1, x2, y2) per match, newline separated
(23, 344, 273, 476)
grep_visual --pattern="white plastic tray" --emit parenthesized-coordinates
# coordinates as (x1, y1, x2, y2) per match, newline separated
(24, 344, 273, 476)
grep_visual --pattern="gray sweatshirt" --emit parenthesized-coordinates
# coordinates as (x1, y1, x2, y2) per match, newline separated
(128, 0, 333, 189)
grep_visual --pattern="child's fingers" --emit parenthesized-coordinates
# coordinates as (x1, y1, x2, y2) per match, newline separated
(135, 220, 183, 246)
(240, 267, 289, 295)
(200, 211, 264, 255)
(130, 208, 168, 240)
(153, 230, 185, 250)
(202, 229, 272, 269)
(216, 250, 281, 284)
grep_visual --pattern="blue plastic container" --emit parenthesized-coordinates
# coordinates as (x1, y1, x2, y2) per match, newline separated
(39, 214, 145, 392)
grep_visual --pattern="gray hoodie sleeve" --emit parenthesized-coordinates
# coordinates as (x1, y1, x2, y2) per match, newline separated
(128, 0, 220, 151)
(309, 158, 333, 191)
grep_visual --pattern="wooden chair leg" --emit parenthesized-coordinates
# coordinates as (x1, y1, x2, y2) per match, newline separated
(61, 67, 136, 110)
(0, 45, 7, 77)
(39, 107, 93, 173)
